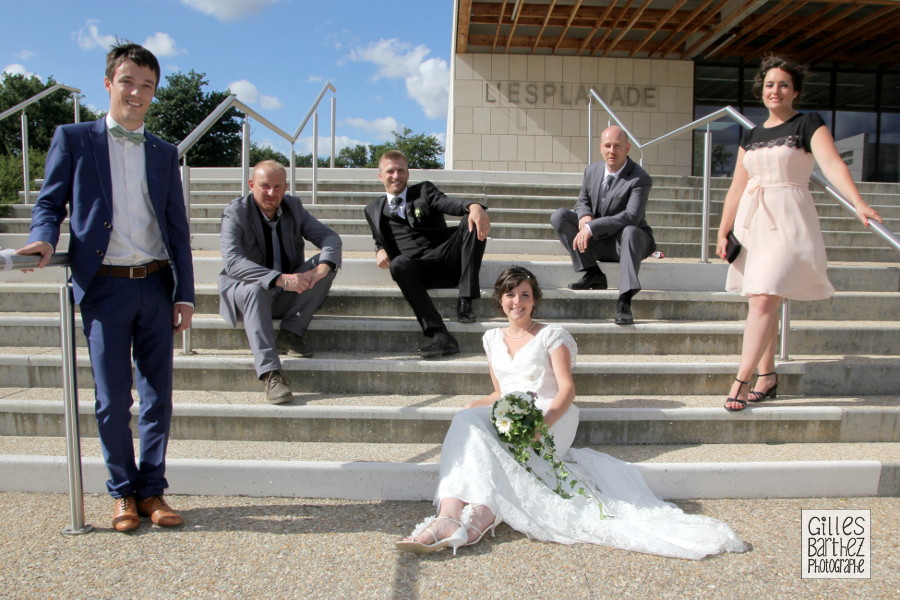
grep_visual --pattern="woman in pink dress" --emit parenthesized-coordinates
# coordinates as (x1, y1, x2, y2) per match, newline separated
(716, 56, 882, 411)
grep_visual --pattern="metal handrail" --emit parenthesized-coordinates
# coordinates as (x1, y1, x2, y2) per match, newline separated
(0, 252, 91, 535)
(0, 83, 82, 204)
(586, 90, 900, 360)
(177, 82, 337, 200)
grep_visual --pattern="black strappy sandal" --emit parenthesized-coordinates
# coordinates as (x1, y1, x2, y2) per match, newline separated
(725, 378, 750, 412)
(749, 372, 778, 402)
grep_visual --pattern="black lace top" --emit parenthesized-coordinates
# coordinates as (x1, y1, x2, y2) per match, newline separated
(740, 112, 826, 154)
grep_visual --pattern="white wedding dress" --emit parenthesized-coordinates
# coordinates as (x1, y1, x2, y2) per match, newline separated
(434, 324, 748, 560)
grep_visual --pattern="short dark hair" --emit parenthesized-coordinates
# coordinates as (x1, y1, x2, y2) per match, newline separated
(378, 149, 408, 167)
(752, 55, 806, 99)
(105, 41, 161, 89)
(492, 266, 542, 315)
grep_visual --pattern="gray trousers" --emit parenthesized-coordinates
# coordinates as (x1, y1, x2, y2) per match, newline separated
(231, 254, 336, 377)
(550, 208, 655, 296)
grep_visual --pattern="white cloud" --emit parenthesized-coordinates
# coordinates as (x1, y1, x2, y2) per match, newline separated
(228, 79, 283, 110)
(16, 50, 35, 60)
(307, 75, 324, 83)
(75, 19, 118, 51)
(343, 117, 400, 140)
(143, 33, 183, 58)
(180, 0, 280, 21)
(349, 39, 449, 121)
(2, 64, 32, 77)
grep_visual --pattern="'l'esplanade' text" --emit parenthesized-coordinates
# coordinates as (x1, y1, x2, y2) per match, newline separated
(485, 82, 657, 109)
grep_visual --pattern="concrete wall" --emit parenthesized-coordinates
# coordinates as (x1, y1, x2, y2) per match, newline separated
(449, 54, 694, 175)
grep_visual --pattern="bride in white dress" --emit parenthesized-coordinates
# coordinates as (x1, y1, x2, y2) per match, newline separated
(396, 267, 748, 559)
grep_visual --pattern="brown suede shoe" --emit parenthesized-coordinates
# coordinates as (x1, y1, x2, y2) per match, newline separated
(112, 496, 140, 532)
(137, 495, 184, 527)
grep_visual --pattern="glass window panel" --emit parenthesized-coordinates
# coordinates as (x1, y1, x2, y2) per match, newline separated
(877, 112, 900, 182)
(694, 65, 740, 105)
(835, 72, 877, 111)
(833, 112, 877, 181)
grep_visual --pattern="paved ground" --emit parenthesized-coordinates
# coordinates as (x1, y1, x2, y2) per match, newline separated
(2, 493, 897, 600)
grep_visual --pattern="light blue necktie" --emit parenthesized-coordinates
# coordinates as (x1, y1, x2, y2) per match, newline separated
(109, 125, 145, 145)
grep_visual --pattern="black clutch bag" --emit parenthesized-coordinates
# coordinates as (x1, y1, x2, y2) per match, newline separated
(725, 231, 742, 263)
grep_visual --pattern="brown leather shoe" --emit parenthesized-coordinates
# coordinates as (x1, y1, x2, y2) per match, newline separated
(112, 496, 140, 532)
(137, 495, 184, 527)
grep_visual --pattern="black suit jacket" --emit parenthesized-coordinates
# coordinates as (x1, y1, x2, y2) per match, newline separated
(363, 181, 480, 259)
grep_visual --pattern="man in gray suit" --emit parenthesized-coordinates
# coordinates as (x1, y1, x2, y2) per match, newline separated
(551, 126, 656, 325)
(219, 160, 341, 403)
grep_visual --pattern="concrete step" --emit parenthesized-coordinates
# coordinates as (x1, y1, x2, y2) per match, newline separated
(3, 315, 898, 356)
(2, 349, 899, 396)
(1, 282, 898, 321)
(1, 437, 897, 499)
(3, 396, 898, 444)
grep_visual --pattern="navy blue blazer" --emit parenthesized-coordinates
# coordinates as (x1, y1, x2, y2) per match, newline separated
(27, 118, 195, 305)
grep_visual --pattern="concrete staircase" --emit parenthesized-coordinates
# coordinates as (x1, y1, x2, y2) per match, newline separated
(1, 168, 898, 500)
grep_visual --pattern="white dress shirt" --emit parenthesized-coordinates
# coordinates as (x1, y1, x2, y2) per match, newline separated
(104, 115, 167, 266)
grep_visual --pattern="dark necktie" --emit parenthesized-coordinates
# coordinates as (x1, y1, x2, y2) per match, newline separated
(602, 174, 615, 197)
(110, 124, 145, 144)
(389, 196, 403, 220)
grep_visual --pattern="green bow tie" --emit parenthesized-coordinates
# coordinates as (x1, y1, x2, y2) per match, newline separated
(109, 124, 145, 144)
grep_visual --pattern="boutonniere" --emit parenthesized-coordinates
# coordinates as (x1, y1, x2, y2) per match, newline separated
(413, 207, 423, 219)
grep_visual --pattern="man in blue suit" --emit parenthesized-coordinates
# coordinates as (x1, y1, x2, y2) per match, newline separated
(16, 42, 194, 532)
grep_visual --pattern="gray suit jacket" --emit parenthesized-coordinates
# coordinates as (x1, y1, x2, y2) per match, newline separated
(218, 193, 342, 326)
(575, 157, 654, 241)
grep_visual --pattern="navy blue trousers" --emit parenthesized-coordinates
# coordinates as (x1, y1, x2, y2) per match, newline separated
(79, 267, 175, 499)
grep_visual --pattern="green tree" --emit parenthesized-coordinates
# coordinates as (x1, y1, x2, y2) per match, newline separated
(294, 153, 330, 168)
(0, 73, 98, 156)
(145, 70, 241, 167)
(366, 127, 444, 169)
(249, 143, 289, 166)
(335, 144, 369, 168)
(0, 148, 46, 216)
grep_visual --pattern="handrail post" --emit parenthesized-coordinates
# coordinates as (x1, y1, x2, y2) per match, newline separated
(21, 112, 30, 205)
(779, 299, 791, 361)
(180, 160, 194, 356)
(241, 118, 251, 197)
(290, 146, 297, 196)
(73, 94, 81, 124)
(311, 112, 319, 204)
(60, 270, 92, 535)
(330, 96, 336, 168)
(700, 124, 712, 263)
(587, 96, 593, 165)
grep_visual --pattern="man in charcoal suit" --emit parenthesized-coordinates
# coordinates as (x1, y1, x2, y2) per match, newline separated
(364, 150, 490, 358)
(551, 126, 656, 325)
(16, 42, 194, 531)
(218, 160, 341, 403)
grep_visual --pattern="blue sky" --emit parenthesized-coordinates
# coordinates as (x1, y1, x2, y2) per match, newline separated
(1, 0, 453, 158)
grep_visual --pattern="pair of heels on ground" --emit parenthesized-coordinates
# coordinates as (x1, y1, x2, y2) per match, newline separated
(724, 371, 779, 412)
(395, 505, 503, 556)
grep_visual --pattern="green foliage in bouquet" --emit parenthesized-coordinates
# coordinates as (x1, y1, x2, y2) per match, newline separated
(491, 391, 597, 506)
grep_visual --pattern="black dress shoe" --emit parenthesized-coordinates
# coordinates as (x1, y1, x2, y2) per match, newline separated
(614, 301, 634, 325)
(568, 270, 608, 290)
(457, 298, 476, 323)
(418, 332, 460, 358)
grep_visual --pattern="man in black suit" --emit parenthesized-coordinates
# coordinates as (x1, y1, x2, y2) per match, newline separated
(364, 150, 490, 357)
(551, 126, 656, 325)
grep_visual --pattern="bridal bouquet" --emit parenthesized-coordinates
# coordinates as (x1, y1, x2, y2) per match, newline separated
(491, 391, 588, 501)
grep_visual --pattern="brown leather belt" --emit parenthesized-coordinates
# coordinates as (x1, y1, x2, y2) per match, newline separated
(96, 259, 169, 279)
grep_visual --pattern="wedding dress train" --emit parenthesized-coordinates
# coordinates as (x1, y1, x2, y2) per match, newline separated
(434, 325, 748, 560)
